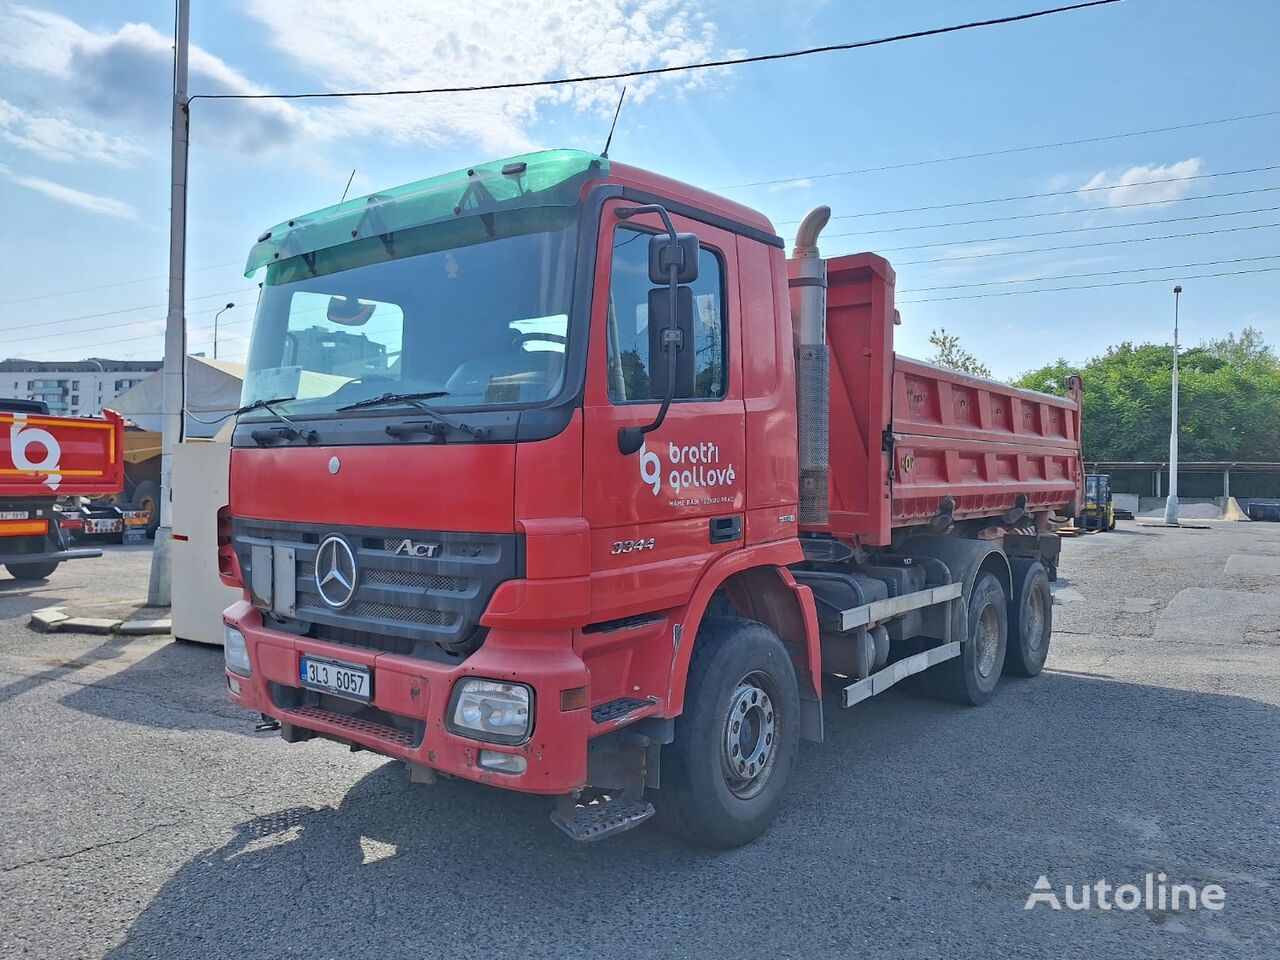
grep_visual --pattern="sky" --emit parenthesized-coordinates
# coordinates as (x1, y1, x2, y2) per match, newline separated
(1, 0, 1277, 379)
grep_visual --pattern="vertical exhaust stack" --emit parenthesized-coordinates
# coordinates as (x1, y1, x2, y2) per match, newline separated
(788, 206, 831, 525)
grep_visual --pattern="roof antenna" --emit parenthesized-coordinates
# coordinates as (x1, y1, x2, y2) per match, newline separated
(340, 168, 356, 203)
(601, 86, 627, 159)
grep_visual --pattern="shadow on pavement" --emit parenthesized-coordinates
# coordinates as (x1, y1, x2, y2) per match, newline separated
(103, 671, 1279, 959)
(0, 631, 136, 707)
(55, 639, 255, 734)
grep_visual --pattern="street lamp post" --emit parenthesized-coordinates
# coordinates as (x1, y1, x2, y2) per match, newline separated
(213, 302, 235, 359)
(1163, 285, 1183, 525)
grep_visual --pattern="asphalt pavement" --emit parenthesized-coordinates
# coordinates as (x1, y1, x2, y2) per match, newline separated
(1, 524, 1277, 959)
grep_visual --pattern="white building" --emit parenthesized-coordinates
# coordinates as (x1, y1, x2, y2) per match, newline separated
(0, 358, 162, 417)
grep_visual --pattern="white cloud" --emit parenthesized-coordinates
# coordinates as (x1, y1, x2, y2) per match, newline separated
(0, 164, 138, 219)
(1079, 158, 1204, 207)
(1, 2, 732, 160)
(244, 0, 730, 154)
(0, 6, 308, 156)
(0, 99, 147, 166)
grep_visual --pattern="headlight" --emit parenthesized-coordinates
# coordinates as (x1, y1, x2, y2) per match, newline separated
(224, 625, 252, 677)
(447, 679, 533, 744)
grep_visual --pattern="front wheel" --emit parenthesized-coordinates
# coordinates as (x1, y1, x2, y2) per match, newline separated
(655, 618, 800, 848)
(5, 561, 60, 581)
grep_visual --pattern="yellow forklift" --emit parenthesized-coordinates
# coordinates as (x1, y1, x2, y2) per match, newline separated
(1079, 473, 1116, 532)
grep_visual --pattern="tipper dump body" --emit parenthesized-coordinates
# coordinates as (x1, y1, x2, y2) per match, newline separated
(1, 406, 123, 579)
(814, 252, 1083, 546)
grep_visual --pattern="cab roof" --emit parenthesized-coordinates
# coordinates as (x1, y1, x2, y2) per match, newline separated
(245, 149, 781, 276)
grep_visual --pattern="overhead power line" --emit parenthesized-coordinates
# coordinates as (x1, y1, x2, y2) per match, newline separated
(0, 286, 258, 336)
(871, 205, 1280, 253)
(2, 300, 255, 350)
(797, 186, 1280, 238)
(720, 109, 1280, 190)
(14, 221, 1280, 347)
(897, 266, 1280, 304)
(890, 221, 1280, 266)
(898, 254, 1280, 293)
(0, 261, 243, 307)
(188, 1, 1120, 104)
(772, 164, 1280, 223)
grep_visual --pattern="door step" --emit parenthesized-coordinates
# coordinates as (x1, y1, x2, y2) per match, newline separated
(550, 794, 655, 842)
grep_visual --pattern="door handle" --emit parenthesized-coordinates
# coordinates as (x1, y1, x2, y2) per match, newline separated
(709, 515, 742, 544)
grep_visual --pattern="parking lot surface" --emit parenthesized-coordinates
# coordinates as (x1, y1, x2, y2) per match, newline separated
(1, 524, 1278, 959)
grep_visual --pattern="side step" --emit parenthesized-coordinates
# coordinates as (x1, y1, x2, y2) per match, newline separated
(842, 641, 961, 707)
(551, 794, 655, 842)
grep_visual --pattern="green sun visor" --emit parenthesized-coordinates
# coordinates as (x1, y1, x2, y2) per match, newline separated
(244, 149, 608, 277)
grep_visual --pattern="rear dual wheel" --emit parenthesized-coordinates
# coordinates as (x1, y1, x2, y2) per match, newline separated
(1005, 559, 1052, 678)
(933, 572, 1008, 706)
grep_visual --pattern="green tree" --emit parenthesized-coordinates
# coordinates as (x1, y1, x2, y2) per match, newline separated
(1014, 328, 1280, 463)
(927, 328, 991, 379)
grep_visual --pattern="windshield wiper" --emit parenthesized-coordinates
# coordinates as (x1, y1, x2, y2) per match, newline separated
(235, 396, 320, 445)
(337, 391, 488, 441)
(337, 390, 450, 412)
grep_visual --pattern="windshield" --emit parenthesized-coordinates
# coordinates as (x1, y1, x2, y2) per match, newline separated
(242, 209, 577, 416)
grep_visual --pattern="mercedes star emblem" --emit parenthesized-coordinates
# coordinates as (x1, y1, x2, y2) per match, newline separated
(315, 535, 358, 609)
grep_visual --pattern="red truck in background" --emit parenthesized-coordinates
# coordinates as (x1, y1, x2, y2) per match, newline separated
(221, 150, 1082, 846)
(1, 398, 125, 580)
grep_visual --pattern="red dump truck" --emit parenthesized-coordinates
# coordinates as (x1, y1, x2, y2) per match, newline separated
(221, 150, 1082, 846)
(1, 399, 125, 579)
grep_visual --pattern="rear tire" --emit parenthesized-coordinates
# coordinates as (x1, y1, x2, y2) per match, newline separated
(655, 617, 800, 848)
(1004, 559, 1052, 678)
(933, 572, 1007, 706)
(129, 480, 161, 539)
(5, 561, 60, 581)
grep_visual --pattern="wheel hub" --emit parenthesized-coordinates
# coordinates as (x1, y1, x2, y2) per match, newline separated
(975, 605, 1001, 678)
(721, 676, 778, 799)
(1025, 587, 1047, 652)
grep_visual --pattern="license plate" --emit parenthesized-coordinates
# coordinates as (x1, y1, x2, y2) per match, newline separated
(299, 656, 371, 702)
(0, 511, 29, 521)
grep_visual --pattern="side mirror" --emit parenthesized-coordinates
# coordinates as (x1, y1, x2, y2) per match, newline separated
(647, 286, 696, 399)
(648, 233, 700, 284)
(326, 296, 375, 326)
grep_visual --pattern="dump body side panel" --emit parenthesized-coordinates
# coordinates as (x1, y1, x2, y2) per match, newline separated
(811, 252, 1082, 544)
(0, 409, 125, 499)
(891, 357, 1082, 526)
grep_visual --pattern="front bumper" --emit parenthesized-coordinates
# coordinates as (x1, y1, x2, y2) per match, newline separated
(223, 601, 591, 794)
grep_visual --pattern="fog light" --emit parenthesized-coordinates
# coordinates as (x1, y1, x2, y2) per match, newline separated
(447, 679, 533, 744)
(224, 625, 251, 677)
(479, 750, 527, 775)
(227, 674, 242, 696)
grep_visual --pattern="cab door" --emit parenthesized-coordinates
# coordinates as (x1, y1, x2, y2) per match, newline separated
(581, 200, 747, 622)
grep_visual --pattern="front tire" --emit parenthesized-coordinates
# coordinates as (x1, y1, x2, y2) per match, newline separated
(1004, 559, 1052, 677)
(933, 572, 1008, 705)
(5, 561, 60, 581)
(655, 618, 800, 848)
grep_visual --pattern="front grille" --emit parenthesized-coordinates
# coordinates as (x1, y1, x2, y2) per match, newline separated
(235, 518, 521, 662)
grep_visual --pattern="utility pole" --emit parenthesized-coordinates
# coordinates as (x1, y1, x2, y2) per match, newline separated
(147, 0, 190, 606)
(1163, 284, 1182, 526)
